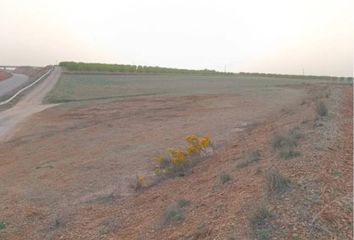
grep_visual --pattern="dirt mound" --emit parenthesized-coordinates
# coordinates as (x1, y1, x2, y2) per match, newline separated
(13, 66, 51, 81)
(0, 70, 11, 81)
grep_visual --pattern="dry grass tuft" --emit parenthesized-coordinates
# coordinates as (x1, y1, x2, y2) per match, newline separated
(219, 173, 232, 184)
(162, 200, 191, 225)
(271, 128, 302, 160)
(237, 150, 261, 168)
(316, 101, 328, 117)
(250, 204, 273, 240)
(266, 169, 291, 194)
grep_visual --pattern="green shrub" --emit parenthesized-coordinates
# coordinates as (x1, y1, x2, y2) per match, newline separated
(334, 170, 342, 178)
(0, 221, 6, 230)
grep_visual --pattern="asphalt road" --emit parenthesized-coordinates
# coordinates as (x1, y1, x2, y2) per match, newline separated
(0, 66, 61, 141)
(0, 73, 29, 98)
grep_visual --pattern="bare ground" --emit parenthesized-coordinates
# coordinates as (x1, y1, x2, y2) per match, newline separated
(0, 83, 351, 239)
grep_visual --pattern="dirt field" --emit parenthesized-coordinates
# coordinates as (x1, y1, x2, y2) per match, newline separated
(0, 73, 352, 239)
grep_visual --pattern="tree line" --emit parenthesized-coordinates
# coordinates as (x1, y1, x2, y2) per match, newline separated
(238, 72, 353, 81)
(59, 62, 233, 75)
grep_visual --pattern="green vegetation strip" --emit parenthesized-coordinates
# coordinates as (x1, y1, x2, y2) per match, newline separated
(45, 72, 326, 104)
(60, 61, 231, 75)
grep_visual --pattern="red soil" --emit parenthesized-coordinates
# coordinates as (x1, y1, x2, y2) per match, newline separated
(0, 83, 351, 239)
(0, 70, 11, 81)
(13, 66, 51, 81)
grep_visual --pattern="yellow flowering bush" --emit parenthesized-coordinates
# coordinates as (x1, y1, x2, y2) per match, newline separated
(134, 175, 145, 191)
(186, 134, 211, 154)
(152, 134, 213, 178)
(168, 147, 186, 165)
(199, 136, 210, 148)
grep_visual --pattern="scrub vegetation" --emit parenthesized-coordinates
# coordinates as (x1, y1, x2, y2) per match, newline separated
(271, 128, 302, 160)
(153, 134, 213, 178)
(162, 200, 191, 225)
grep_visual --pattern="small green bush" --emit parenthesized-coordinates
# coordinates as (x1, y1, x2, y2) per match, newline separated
(0, 221, 6, 230)
(334, 170, 342, 178)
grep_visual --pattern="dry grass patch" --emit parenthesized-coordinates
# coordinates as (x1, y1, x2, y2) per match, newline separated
(271, 128, 302, 160)
(266, 169, 291, 194)
(316, 101, 328, 117)
(162, 199, 191, 225)
(250, 204, 273, 240)
(236, 150, 261, 168)
(219, 173, 232, 184)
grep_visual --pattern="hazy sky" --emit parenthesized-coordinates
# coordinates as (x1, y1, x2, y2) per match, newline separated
(1, 0, 353, 76)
